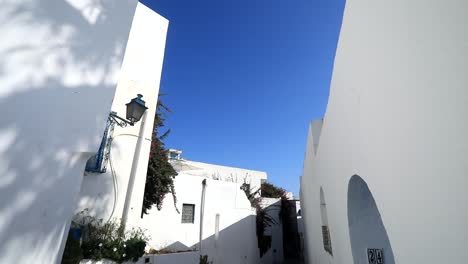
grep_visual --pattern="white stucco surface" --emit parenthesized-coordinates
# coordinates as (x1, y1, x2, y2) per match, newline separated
(0, 0, 140, 263)
(171, 158, 268, 192)
(76, 3, 168, 230)
(259, 198, 284, 264)
(140, 161, 264, 264)
(149, 252, 199, 264)
(81, 251, 199, 264)
(141, 177, 260, 264)
(301, 1, 468, 263)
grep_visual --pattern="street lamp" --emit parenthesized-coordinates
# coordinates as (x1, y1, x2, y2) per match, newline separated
(85, 94, 148, 173)
(109, 94, 148, 127)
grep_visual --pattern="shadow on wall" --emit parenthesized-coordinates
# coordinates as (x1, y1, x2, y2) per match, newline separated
(191, 215, 260, 264)
(0, 0, 136, 262)
(261, 199, 284, 264)
(281, 199, 300, 260)
(347, 175, 395, 264)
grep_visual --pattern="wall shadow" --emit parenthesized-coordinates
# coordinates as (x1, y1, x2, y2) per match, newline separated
(0, 0, 137, 262)
(191, 214, 260, 264)
(281, 199, 300, 260)
(261, 199, 284, 263)
(347, 175, 395, 264)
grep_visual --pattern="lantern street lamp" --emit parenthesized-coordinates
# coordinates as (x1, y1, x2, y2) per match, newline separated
(109, 94, 148, 127)
(85, 94, 148, 173)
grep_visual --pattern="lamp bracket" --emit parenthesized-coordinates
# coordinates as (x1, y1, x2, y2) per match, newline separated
(109, 111, 134, 127)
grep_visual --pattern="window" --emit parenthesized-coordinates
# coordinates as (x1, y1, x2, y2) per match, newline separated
(320, 187, 333, 255)
(181, 204, 195, 223)
(322, 225, 333, 255)
(168, 149, 181, 160)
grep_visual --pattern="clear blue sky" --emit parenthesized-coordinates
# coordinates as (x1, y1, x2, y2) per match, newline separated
(141, 0, 345, 196)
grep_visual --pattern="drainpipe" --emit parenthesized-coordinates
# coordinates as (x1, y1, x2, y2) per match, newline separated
(121, 111, 147, 230)
(199, 179, 207, 256)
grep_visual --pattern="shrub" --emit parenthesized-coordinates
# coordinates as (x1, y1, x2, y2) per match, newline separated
(64, 211, 149, 264)
(199, 255, 212, 264)
(240, 183, 277, 258)
(260, 181, 286, 198)
(124, 237, 147, 261)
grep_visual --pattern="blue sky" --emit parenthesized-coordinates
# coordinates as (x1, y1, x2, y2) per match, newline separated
(141, 0, 345, 196)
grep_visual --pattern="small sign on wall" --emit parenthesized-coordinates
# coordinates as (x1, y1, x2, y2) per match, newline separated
(367, 248, 384, 264)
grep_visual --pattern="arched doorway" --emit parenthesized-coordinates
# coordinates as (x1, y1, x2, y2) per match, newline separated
(347, 175, 394, 264)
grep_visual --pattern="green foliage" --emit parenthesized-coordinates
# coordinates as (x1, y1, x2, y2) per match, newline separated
(240, 183, 277, 258)
(142, 98, 179, 215)
(260, 181, 286, 198)
(64, 211, 148, 263)
(257, 235, 272, 258)
(199, 255, 212, 264)
(124, 236, 147, 261)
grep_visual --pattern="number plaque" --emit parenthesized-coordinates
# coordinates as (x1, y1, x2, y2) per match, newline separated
(367, 248, 384, 264)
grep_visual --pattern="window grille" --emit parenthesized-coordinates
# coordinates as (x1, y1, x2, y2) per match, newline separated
(181, 204, 195, 223)
(322, 225, 333, 255)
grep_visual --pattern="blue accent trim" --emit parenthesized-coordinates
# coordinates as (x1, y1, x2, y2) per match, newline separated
(85, 117, 113, 173)
(71, 228, 82, 240)
(85, 94, 146, 174)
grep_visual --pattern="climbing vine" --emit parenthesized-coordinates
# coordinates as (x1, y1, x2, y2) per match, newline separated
(142, 98, 179, 215)
(240, 182, 276, 257)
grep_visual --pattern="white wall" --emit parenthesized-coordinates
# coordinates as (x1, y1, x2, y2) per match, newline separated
(76, 3, 168, 230)
(150, 252, 199, 264)
(295, 200, 304, 261)
(260, 198, 284, 264)
(141, 175, 260, 264)
(0, 0, 139, 263)
(80, 252, 199, 264)
(301, 0, 468, 263)
(171, 159, 268, 192)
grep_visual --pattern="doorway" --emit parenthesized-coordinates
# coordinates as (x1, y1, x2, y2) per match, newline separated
(347, 175, 395, 264)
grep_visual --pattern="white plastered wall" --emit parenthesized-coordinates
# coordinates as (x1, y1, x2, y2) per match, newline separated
(141, 175, 260, 264)
(171, 159, 268, 192)
(259, 198, 284, 264)
(301, 0, 468, 263)
(76, 3, 168, 230)
(0, 0, 140, 262)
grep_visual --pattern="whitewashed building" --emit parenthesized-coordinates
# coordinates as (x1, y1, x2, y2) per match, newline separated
(75, 2, 169, 232)
(259, 198, 284, 264)
(301, 0, 468, 263)
(140, 150, 267, 264)
(0, 1, 168, 263)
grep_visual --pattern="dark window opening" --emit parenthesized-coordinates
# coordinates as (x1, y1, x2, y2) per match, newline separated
(181, 204, 195, 223)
